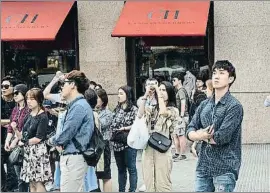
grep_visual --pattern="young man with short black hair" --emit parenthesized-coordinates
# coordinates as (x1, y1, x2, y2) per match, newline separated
(186, 60, 244, 192)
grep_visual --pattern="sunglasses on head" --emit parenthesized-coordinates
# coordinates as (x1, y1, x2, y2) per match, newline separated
(59, 80, 73, 87)
(1, 84, 10, 89)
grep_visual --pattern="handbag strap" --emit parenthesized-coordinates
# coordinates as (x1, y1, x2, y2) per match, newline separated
(63, 109, 97, 152)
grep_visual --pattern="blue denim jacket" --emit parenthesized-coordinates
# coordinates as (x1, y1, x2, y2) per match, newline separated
(50, 95, 94, 154)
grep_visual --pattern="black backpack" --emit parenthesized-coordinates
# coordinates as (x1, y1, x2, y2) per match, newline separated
(72, 116, 106, 167)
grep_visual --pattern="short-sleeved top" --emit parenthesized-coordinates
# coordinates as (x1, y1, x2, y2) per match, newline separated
(176, 87, 189, 116)
(22, 112, 49, 141)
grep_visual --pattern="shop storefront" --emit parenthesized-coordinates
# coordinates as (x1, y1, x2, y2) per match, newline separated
(111, 1, 214, 98)
(1, 1, 270, 144)
(1, 1, 79, 88)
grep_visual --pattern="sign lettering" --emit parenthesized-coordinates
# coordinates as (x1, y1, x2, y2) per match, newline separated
(148, 10, 180, 20)
(5, 14, 39, 24)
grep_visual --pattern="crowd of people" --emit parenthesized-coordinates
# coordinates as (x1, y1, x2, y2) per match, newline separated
(1, 60, 267, 192)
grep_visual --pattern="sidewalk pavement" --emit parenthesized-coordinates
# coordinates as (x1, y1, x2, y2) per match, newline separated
(110, 144, 270, 192)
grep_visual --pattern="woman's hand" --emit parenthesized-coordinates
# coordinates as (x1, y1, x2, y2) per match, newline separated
(18, 141, 25, 147)
(4, 141, 10, 152)
(144, 86, 151, 98)
(10, 121, 17, 130)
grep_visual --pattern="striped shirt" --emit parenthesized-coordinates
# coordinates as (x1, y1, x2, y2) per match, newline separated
(186, 92, 243, 180)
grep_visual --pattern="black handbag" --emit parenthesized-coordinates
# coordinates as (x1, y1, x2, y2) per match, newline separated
(110, 130, 129, 144)
(148, 132, 172, 153)
(8, 146, 24, 166)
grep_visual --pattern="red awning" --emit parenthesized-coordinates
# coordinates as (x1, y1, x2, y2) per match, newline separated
(112, 1, 210, 37)
(1, 1, 74, 41)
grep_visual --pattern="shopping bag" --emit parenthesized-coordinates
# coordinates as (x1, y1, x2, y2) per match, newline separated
(127, 116, 149, 150)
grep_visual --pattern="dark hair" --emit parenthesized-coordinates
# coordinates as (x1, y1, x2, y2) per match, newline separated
(118, 85, 135, 112)
(89, 81, 97, 86)
(160, 81, 176, 107)
(2, 76, 19, 87)
(96, 88, 108, 108)
(171, 72, 185, 85)
(25, 88, 45, 109)
(84, 88, 98, 109)
(212, 60, 236, 86)
(65, 70, 90, 94)
(95, 84, 103, 89)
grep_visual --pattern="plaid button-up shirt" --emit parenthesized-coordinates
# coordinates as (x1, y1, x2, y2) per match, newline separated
(186, 92, 244, 180)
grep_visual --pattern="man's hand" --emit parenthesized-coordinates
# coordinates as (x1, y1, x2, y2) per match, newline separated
(197, 125, 214, 140)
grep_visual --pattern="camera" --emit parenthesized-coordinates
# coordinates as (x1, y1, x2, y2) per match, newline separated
(147, 80, 158, 90)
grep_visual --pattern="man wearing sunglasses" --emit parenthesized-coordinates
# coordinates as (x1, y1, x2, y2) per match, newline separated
(47, 70, 94, 192)
(1, 76, 19, 192)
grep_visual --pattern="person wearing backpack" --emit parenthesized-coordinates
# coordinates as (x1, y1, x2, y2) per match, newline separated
(47, 70, 94, 192)
(172, 73, 190, 161)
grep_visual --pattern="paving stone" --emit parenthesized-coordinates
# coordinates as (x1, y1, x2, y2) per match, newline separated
(109, 145, 270, 192)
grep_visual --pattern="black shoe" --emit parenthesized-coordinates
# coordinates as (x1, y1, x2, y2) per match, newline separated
(172, 153, 180, 159)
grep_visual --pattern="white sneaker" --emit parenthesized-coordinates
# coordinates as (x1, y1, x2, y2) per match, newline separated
(139, 184, 146, 192)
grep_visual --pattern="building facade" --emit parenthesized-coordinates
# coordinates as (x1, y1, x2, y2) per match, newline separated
(1, 1, 269, 144)
(77, 1, 270, 144)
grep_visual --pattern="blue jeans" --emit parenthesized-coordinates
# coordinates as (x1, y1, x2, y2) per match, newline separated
(53, 162, 61, 190)
(114, 147, 137, 192)
(195, 172, 236, 192)
(84, 166, 98, 192)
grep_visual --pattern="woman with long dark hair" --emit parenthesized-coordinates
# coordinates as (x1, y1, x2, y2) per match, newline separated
(137, 81, 179, 192)
(18, 88, 52, 192)
(110, 85, 138, 192)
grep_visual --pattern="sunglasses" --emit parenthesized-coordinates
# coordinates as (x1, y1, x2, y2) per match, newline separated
(172, 79, 177, 82)
(59, 80, 73, 87)
(13, 91, 20, 96)
(1, 84, 10, 89)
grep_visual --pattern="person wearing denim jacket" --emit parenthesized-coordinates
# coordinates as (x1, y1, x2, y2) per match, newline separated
(48, 70, 94, 192)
